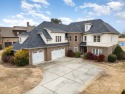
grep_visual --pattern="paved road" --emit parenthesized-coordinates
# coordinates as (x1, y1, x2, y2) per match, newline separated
(25, 57, 104, 94)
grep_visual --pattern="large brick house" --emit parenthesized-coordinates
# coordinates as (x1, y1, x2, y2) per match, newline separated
(13, 19, 120, 65)
(0, 22, 35, 48)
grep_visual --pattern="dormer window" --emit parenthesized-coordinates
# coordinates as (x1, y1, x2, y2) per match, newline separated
(85, 25, 89, 31)
(19, 35, 28, 44)
(17, 32, 19, 35)
(84, 23, 92, 32)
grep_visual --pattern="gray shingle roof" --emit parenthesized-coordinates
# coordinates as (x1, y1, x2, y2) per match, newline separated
(69, 19, 119, 34)
(45, 28, 67, 33)
(13, 19, 119, 50)
(46, 43, 69, 47)
(42, 29, 52, 39)
(13, 30, 46, 50)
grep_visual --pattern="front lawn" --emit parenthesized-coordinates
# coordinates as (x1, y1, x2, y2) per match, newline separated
(0, 62, 42, 94)
(81, 61, 125, 94)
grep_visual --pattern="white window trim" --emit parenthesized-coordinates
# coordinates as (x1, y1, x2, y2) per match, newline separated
(93, 36, 101, 42)
(85, 25, 88, 31)
(55, 36, 61, 42)
(92, 48, 102, 55)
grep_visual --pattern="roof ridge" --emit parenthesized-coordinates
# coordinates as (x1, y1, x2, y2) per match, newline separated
(70, 19, 102, 24)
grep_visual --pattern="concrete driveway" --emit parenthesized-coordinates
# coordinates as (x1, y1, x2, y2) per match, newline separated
(26, 57, 104, 94)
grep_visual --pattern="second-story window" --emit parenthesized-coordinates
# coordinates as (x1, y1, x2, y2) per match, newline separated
(85, 25, 88, 31)
(55, 36, 61, 42)
(84, 36, 87, 41)
(93, 36, 100, 42)
(58, 36, 60, 42)
(75, 36, 77, 41)
(60, 36, 61, 42)
(69, 36, 71, 41)
(56, 36, 58, 42)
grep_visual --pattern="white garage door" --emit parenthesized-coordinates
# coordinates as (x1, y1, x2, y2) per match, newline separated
(32, 50, 44, 65)
(51, 48, 65, 60)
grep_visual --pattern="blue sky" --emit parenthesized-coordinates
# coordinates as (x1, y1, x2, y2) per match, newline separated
(0, 0, 125, 33)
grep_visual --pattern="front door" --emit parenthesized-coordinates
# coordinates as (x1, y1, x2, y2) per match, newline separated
(80, 46, 87, 54)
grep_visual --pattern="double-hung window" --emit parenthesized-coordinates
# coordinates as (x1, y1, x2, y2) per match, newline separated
(55, 36, 61, 42)
(93, 36, 100, 42)
(84, 36, 87, 42)
(92, 48, 102, 55)
(69, 36, 71, 41)
(75, 36, 77, 41)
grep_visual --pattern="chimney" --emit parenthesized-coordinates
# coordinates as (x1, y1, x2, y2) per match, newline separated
(27, 22, 30, 27)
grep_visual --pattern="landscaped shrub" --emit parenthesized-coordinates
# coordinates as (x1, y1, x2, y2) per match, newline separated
(108, 54, 117, 62)
(121, 89, 125, 94)
(86, 52, 94, 60)
(113, 45, 124, 60)
(93, 55, 98, 60)
(9, 56, 14, 64)
(74, 52, 81, 58)
(97, 54, 105, 62)
(2, 46, 13, 63)
(67, 50, 74, 57)
(83, 53, 87, 59)
(14, 50, 29, 66)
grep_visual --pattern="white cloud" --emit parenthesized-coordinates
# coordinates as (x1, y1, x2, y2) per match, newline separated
(2, 0, 51, 27)
(21, 0, 50, 21)
(59, 17, 73, 24)
(63, 0, 75, 6)
(46, 11, 51, 15)
(107, 1, 124, 10)
(15, 14, 24, 19)
(116, 12, 125, 19)
(3, 18, 38, 26)
(32, 0, 49, 6)
(80, 3, 110, 16)
(21, 0, 41, 11)
(76, 17, 94, 22)
(26, 9, 50, 21)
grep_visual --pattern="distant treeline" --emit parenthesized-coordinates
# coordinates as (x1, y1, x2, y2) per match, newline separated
(119, 34, 125, 38)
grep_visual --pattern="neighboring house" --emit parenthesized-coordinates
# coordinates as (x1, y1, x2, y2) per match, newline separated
(118, 38, 125, 51)
(13, 19, 119, 65)
(0, 22, 35, 48)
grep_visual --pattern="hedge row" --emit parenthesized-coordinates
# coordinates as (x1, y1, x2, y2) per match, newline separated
(84, 52, 105, 62)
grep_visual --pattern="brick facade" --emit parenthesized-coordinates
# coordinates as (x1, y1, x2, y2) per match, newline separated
(87, 45, 117, 61)
(2, 37, 18, 48)
(68, 33, 83, 52)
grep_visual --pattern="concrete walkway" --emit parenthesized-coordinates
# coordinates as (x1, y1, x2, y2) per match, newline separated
(25, 57, 104, 94)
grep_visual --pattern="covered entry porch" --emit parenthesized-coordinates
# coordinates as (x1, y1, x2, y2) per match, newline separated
(79, 42, 87, 54)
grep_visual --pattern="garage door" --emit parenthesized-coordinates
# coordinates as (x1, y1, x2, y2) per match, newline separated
(32, 50, 44, 65)
(51, 48, 65, 60)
